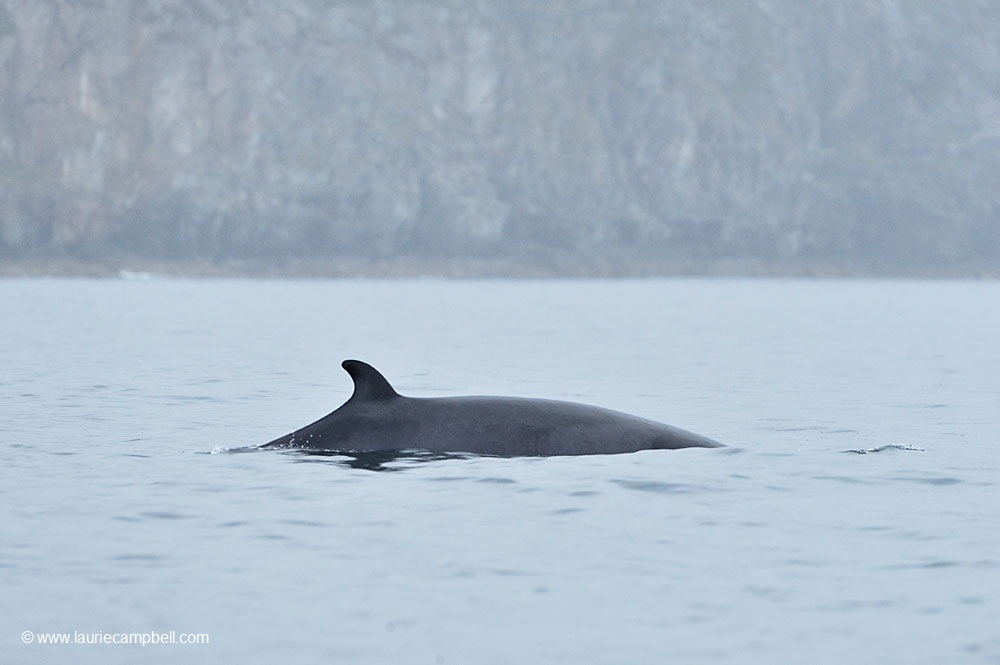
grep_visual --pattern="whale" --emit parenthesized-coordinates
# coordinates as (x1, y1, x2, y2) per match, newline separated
(260, 360, 723, 457)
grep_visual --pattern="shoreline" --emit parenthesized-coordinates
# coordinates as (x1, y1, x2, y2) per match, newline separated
(0, 255, 995, 280)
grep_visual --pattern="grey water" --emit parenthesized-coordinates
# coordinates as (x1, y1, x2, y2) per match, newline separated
(1, 278, 998, 664)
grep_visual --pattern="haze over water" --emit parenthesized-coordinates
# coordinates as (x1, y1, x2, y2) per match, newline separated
(2, 278, 998, 664)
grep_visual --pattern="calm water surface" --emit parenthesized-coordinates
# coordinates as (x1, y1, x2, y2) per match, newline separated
(1, 278, 998, 664)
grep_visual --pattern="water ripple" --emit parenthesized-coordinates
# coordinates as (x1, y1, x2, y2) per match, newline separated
(139, 511, 192, 520)
(892, 476, 962, 486)
(113, 553, 162, 562)
(610, 479, 694, 494)
(813, 475, 875, 485)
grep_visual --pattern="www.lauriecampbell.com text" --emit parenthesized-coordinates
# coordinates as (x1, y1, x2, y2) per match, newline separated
(22, 630, 209, 647)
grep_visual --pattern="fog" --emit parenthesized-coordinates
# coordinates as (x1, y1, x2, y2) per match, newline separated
(1, 1, 998, 276)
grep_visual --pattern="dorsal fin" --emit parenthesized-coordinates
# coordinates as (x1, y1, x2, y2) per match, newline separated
(342, 360, 399, 402)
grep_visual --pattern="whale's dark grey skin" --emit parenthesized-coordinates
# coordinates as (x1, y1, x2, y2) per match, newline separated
(260, 360, 723, 457)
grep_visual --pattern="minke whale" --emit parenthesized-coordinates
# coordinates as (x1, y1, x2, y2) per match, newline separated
(260, 360, 723, 457)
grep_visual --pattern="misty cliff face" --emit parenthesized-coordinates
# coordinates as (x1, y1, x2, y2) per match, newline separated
(1, 1, 998, 272)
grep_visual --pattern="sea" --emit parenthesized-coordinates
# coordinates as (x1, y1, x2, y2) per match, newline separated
(1, 277, 997, 664)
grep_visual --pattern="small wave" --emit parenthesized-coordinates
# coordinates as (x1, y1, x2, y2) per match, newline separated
(842, 444, 926, 454)
(209, 445, 263, 454)
(209, 445, 252, 454)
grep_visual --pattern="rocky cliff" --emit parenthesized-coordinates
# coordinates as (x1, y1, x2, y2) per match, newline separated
(1, 1, 998, 274)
